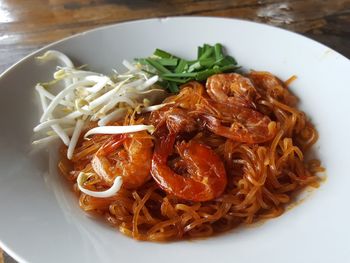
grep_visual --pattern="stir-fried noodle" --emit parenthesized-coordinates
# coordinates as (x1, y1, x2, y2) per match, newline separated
(59, 71, 323, 241)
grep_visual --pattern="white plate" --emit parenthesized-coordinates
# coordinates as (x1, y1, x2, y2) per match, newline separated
(0, 17, 349, 263)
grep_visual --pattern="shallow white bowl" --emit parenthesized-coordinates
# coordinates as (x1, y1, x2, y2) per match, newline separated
(0, 17, 349, 263)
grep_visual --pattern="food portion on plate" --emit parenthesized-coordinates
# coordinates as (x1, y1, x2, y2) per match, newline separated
(33, 44, 324, 241)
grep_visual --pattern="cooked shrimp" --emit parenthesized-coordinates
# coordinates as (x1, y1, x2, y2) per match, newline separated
(151, 134, 227, 202)
(91, 131, 153, 189)
(248, 71, 298, 106)
(198, 113, 275, 144)
(149, 106, 197, 134)
(194, 98, 276, 144)
(206, 73, 258, 108)
(149, 105, 227, 202)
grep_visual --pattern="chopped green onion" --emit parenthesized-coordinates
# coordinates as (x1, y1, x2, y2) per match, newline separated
(199, 45, 214, 60)
(135, 43, 239, 93)
(145, 58, 171, 74)
(161, 72, 197, 78)
(188, 61, 201, 72)
(168, 82, 179, 93)
(217, 56, 237, 67)
(197, 46, 203, 59)
(175, 59, 187, 73)
(199, 58, 216, 68)
(158, 58, 178, 66)
(161, 76, 191, 83)
(214, 43, 223, 61)
(154, 48, 174, 59)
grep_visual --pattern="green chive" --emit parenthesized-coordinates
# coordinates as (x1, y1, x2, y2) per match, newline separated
(199, 58, 216, 68)
(135, 43, 239, 93)
(168, 82, 179, 93)
(161, 72, 197, 78)
(214, 43, 223, 60)
(175, 59, 187, 73)
(197, 46, 203, 59)
(158, 58, 178, 66)
(153, 48, 173, 59)
(145, 58, 171, 74)
(218, 56, 237, 66)
(188, 61, 201, 72)
(199, 45, 214, 60)
(161, 76, 191, 83)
